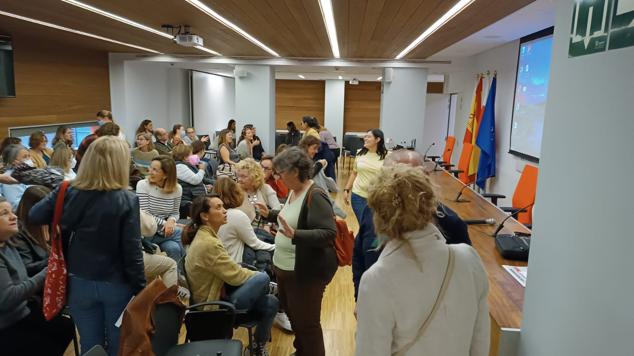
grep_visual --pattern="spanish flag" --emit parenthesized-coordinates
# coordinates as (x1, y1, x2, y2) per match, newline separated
(463, 76, 484, 183)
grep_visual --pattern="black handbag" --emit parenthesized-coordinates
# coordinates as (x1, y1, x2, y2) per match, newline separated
(495, 234, 530, 261)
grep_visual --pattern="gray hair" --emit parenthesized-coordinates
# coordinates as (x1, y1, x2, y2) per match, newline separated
(272, 147, 313, 182)
(384, 149, 425, 167)
(2, 144, 27, 167)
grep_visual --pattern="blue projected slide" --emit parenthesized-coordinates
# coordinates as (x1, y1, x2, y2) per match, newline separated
(510, 32, 553, 160)
(12, 123, 97, 150)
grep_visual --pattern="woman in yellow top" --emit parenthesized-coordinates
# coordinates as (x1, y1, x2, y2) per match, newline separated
(183, 194, 278, 356)
(343, 129, 388, 223)
(301, 116, 321, 140)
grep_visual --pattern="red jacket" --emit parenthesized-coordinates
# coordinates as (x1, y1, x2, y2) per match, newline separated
(266, 176, 288, 199)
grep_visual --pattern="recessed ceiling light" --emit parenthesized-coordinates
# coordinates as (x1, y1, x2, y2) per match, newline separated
(62, 0, 222, 56)
(0, 10, 161, 53)
(377, 76, 382, 81)
(317, 0, 340, 58)
(194, 45, 221, 56)
(395, 0, 476, 59)
(338, 75, 343, 80)
(185, 0, 280, 57)
(298, 74, 305, 79)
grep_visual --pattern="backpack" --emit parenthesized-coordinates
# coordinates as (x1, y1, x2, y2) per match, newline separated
(307, 187, 354, 267)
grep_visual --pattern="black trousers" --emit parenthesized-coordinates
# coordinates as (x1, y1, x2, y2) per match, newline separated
(0, 309, 75, 356)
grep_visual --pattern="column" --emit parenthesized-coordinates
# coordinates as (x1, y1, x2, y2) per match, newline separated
(379, 67, 428, 152)
(234, 65, 275, 153)
(518, 1, 634, 355)
(324, 79, 345, 144)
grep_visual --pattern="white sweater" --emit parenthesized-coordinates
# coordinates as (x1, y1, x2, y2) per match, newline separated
(218, 209, 275, 263)
(355, 224, 490, 356)
(176, 163, 205, 185)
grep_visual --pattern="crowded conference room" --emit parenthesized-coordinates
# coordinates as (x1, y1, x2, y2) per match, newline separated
(0, 0, 631, 355)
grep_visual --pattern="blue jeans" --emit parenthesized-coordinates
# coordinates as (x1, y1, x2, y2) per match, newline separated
(225, 272, 279, 343)
(68, 275, 134, 356)
(351, 193, 368, 224)
(149, 226, 184, 262)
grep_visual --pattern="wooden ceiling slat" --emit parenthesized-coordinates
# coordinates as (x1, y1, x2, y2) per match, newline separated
(0, 0, 536, 59)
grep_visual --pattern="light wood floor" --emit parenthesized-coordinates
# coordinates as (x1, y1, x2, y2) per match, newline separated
(63, 162, 359, 356)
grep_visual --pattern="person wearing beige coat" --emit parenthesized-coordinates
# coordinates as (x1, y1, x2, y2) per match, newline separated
(183, 195, 278, 356)
(355, 165, 490, 356)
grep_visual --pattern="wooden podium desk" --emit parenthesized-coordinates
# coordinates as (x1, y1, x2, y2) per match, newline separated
(426, 166, 529, 356)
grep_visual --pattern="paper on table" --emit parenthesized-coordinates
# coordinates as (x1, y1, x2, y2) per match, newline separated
(503, 265, 528, 287)
(115, 295, 135, 328)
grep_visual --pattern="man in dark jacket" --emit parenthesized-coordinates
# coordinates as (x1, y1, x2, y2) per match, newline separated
(352, 149, 471, 299)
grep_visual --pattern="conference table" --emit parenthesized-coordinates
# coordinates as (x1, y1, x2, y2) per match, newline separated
(425, 164, 529, 356)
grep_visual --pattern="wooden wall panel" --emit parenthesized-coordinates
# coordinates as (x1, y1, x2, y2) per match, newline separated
(275, 80, 325, 129)
(0, 31, 110, 137)
(427, 82, 444, 94)
(344, 82, 381, 133)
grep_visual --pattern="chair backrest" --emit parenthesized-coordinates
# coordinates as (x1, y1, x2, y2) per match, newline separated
(342, 134, 364, 156)
(456, 143, 474, 184)
(152, 304, 182, 356)
(185, 301, 237, 342)
(513, 164, 539, 225)
(442, 136, 456, 164)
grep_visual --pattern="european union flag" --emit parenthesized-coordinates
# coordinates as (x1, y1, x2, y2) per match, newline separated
(475, 77, 497, 189)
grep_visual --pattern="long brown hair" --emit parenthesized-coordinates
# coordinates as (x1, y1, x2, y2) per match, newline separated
(16, 185, 52, 251)
(213, 177, 245, 209)
(182, 193, 220, 245)
(151, 155, 178, 193)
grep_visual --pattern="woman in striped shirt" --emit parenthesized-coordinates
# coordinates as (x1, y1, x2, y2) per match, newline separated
(136, 155, 184, 262)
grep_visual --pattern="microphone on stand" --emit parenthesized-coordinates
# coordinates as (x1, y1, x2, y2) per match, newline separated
(454, 184, 471, 203)
(423, 142, 435, 161)
(491, 202, 534, 237)
(464, 218, 496, 225)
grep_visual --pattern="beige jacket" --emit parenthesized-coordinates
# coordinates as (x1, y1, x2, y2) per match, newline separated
(355, 224, 490, 356)
(185, 225, 255, 306)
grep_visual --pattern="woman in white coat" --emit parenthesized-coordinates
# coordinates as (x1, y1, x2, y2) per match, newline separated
(355, 164, 490, 356)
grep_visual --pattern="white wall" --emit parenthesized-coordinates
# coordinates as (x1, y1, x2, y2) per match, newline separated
(422, 94, 450, 157)
(234, 65, 275, 153)
(109, 57, 190, 145)
(324, 79, 345, 144)
(191, 71, 235, 137)
(380, 68, 428, 152)
(447, 41, 536, 205)
(518, 1, 634, 355)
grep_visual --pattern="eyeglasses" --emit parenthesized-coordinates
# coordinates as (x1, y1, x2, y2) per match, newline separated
(261, 166, 272, 171)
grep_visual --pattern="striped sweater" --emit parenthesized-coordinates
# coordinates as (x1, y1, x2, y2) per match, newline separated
(136, 178, 182, 232)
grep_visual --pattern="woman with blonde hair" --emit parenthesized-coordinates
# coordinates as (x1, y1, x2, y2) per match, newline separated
(355, 165, 489, 356)
(131, 132, 159, 176)
(49, 146, 76, 181)
(235, 158, 281, 222)
(136, 155, 183, 262)
(29, 136, 145, 356)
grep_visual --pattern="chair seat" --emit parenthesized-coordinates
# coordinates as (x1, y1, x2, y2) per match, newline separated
(166, 340, 243, 356)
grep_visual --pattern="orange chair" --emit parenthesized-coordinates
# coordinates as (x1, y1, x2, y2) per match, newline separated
(448, 142, 473, 184)
(427, 136, 455, 164)
(483, 164, 539, 225)
(441, 136, 456, 165)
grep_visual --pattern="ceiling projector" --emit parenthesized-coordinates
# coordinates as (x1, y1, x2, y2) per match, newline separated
(175, 34, 203, 47)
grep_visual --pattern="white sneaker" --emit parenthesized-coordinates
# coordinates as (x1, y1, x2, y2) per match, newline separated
(274, 312, 293, 332)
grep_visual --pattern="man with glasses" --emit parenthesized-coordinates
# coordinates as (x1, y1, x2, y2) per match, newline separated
(183, 127, 209, 147)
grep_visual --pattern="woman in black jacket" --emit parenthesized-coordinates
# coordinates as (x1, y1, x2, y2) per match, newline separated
(284, 121, 301, 146)
(0, 196, 75, 355)
(255, 147, 337, 356)
(29, 136, 145, 356)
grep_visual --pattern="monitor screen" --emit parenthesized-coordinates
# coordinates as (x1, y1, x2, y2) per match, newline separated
(509, 27, 554, 162)
(10, 122, 98, 150)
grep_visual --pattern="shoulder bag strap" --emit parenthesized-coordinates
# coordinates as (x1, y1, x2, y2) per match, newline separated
(393, 246, 455, 356)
